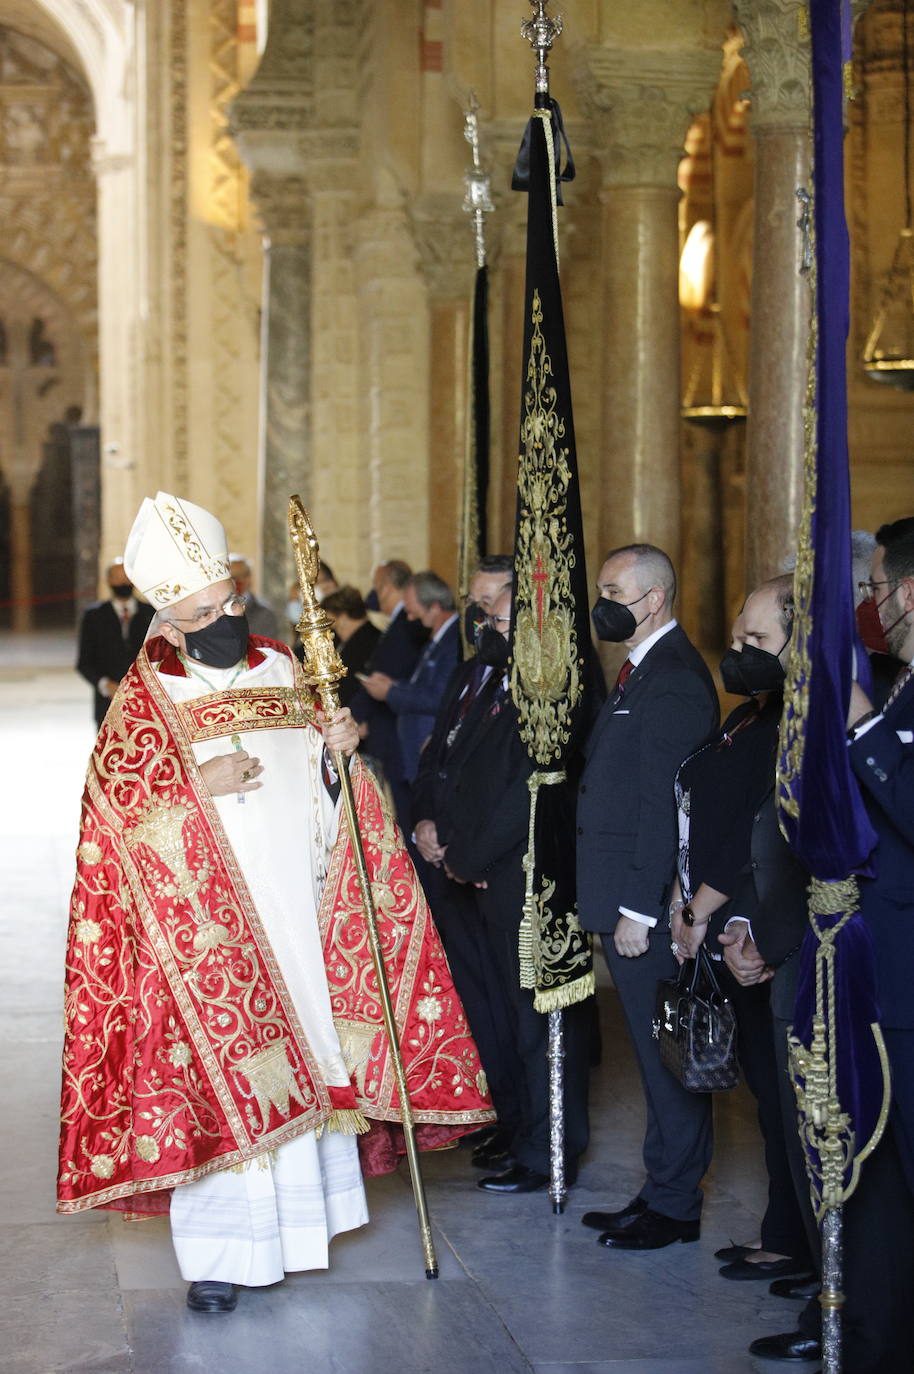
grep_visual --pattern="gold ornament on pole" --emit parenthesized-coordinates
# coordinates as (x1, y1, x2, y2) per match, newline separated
(288, 495, 439, 1280)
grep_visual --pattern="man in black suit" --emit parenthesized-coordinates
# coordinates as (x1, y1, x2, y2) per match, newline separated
(412, 555, 517, 1160)
(76, 559, 155, 726)
(441, 577, 592, 1193)
(360, 571, 460, 786)
(577, 543, 718, 1249)
(746, 519, 914, 1374)
(349, 560, 427, 832)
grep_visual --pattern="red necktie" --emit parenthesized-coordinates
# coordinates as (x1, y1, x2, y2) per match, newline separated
(615, 660, 634, 696)
(121, 606, 130, 640)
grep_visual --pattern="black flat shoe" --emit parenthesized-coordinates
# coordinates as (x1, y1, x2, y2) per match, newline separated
(186, 1281, 237, 1313)
(770, 1275, 821, 1302)
(477, 1164, 549, 1194)
(720, 1257, 816, 1282)
(598, 1208, 699, 1250)
(748, 1330, 822, 1361)
(714, 1241, 759, 1262)
(581, 1195, 647, 1232)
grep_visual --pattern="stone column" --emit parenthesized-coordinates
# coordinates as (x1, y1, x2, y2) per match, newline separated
(734, 0, 812, 584)
(229, 3, 314, 614)
(582, 50, 722, 571)
(411, 197, 476, 589)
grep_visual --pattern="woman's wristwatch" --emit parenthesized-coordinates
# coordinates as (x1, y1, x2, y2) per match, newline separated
(680, 903, 708, 928)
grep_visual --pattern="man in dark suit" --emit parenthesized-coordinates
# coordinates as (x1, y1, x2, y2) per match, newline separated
(349, 560, 427, 830)
(229, 555, 279, 639)
(360, 571, 459, 787)
(577, 543, 718, 1248)
(412, 555, 516, 1160)
(76, 559, 155, 726)
(441, 577, 592, 1193)
(768, 517, 914, 1374)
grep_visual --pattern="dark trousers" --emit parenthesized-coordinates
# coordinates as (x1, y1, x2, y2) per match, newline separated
(602, 932, 713, 1221)
(475, 861, 590, 1175)
(724, 972, 812, 1262)
(419, 863, 519, 1124)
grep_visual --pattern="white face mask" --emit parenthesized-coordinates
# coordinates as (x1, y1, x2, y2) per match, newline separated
(286, 599, 302, 624)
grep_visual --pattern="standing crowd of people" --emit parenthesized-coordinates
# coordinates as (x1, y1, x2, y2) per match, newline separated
(67, 497, 914, 1372)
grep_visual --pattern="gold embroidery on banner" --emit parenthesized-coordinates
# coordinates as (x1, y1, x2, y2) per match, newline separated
(510, 289, 583, 765)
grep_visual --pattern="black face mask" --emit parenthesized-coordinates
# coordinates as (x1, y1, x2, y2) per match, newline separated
(719, 642, 787, 696)
(111, 583, 133, 600)
(591, 591, 650, 643)
(183, 613, 250, 670)
(464, 602, 486, 647)
(476, 625, 510, 668)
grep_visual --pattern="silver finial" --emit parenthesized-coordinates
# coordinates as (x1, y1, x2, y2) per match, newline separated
(521, 1, 563, 96)
(463, 92, 494, 269)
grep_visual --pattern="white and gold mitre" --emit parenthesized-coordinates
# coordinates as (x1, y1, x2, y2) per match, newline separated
(124, 491, 230, 610)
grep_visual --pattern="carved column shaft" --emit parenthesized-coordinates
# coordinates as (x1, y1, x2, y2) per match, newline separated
(734, 0, 812, 584)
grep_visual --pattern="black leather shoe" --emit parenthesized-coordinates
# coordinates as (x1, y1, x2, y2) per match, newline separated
(714, 1241, 758, 1262)
(748, 1330, 822, 1361)
(720, 1257, 816, 1282)
(186, 1281, 237, 1313)
(769, 1276, 821, 1302)
(598, 1208, 699, 1250)
(477, 1164, 549, 1194)
(581, 1195, 648, 1232)
(460, 1122, 500, 1151)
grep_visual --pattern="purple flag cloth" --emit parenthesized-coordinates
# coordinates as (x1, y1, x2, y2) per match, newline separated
(778, 0, 883, 1190)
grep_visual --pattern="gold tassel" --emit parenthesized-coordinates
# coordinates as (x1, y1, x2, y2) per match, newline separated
(533, 969, 596, 1015)
(316, 1108, 370, 1138)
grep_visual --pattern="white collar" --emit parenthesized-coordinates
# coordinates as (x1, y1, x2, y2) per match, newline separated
(430, 613, 458, 645)
(627, 618, 677, 667)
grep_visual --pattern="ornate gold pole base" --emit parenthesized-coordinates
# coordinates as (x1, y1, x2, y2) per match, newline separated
(289, 496, 439, 1280)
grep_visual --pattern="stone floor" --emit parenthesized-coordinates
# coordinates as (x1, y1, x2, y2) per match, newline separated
(0, 632, 818, 1373)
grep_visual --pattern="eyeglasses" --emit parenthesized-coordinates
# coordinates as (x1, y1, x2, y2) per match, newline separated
(484, 614, 511, 629)
(858, 579, 897, 602)
(166, 593, 246, 628)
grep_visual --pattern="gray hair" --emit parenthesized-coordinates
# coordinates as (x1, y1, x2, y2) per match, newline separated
(409, 570, 455, 612)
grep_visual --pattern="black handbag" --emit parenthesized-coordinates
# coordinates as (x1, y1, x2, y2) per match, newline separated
(653, 945, 739, 1092)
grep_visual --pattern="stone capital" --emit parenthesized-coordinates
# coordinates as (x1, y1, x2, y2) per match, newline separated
(248, 172, 311, 248)
(576, 46, 723, 188)
(733, 0, 811, 132)
(229, 0, 314, 175)
(410, 196, 482, 299)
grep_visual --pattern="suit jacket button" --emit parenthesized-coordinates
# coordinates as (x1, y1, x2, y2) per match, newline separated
(577, 826, 584, 836)
(876, 768, 888, 781)
(866, 757, 876, 766)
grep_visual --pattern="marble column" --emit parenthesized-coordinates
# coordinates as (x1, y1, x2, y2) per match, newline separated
(734, 0, 812, 584)
(411, 198, 476, 589)
(582, 49, 722, 572)
(229, 3, 313, 614)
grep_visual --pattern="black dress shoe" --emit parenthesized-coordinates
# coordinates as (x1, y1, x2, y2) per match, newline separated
(748, 1330, 822, 1361)
(598, 1208, 699, 1250)
(460, 1122, 500, 1151)
(186, 1281, 237, 1313)
(477, 1164, 549, 1194)
(720, 1257, 816, 1282)
(769, 1275, 821, 1302)
(714, 1241, 758, 1262)
(581, 1195, 648, 1232)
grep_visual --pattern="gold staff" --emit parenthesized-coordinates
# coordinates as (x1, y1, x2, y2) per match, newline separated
(288, 495, 439, 1280)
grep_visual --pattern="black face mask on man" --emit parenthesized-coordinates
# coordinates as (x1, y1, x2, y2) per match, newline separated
(719, 641, 787, 696)
(111, 583, 133, 600)
(590, 590, 651, 643)
(476, 624, 510, 669)
(182, 612, 250, 670)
